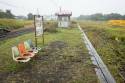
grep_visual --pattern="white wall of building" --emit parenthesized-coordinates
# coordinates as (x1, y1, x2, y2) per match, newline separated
(58, 16, 70, 28)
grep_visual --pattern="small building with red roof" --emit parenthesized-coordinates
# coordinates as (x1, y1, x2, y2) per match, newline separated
(55, 9, 72, 28)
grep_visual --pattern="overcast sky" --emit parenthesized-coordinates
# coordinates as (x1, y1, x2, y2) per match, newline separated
(0, 0, 125, 17)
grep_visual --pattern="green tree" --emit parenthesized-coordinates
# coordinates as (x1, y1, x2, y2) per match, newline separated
(6, 10, 14, 18)
(122, 15, 125, 20)
(27, 13, 33, 20)
(78, 13, 124, 21)
(104, 13, 122, 20)
(90, 13, 105, 20)
(0, 9, 14, 19)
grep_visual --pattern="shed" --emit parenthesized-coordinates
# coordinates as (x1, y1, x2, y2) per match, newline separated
(55, 10, 72, 28)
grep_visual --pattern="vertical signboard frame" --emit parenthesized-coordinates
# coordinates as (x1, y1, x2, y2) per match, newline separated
(41, 16, 44, 45)
(34, 15, 44, 49)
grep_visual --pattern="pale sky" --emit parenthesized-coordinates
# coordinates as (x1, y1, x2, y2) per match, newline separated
(0, 0, 125, 17)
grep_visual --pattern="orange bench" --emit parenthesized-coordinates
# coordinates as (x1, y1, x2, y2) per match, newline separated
(12, 40, 39, 62)
(18, 42, 35, 58)
(12, 46, 31, 62)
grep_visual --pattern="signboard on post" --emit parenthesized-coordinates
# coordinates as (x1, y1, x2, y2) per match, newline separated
(35, 15, 43, 36)
(34, 15, 44, 48)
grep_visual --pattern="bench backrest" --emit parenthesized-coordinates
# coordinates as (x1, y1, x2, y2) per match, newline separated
(27, 39, 34, 48)
(24, 41, 31, 50)
(18, 42, 27, 56)
(12, 46, 20, 58)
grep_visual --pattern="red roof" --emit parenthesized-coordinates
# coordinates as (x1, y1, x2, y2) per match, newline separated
(55, 10, 72, 16)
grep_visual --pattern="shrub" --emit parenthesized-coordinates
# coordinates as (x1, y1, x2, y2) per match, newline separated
(69, 21, 77, 28)
(44, 21, 58, 33)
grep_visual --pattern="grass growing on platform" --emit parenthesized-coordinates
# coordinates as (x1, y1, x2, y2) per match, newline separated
(0, 28, 98, 82)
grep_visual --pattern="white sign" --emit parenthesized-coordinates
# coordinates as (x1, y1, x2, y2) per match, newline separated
(35, 16, 43, 36)
(36, 26, 43, 36)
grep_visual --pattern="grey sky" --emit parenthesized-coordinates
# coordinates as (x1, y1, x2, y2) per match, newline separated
(0, 0, 125, 16)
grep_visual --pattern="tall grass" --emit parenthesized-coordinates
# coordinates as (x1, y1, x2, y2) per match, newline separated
(0, 19, 33, 30)
(44, 21, 58, 33)
(79, 21, 125, 83)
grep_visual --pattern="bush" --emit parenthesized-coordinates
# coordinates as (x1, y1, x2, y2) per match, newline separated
(44, 21, 58, 33)
(69, 21, 77, 28)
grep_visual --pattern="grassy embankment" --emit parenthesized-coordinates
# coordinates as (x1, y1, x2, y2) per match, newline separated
(79, 21, 125, 83)
(0, 22, 98, 82)
(0, 19, 33, 30)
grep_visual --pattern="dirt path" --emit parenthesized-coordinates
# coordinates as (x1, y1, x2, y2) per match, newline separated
(0, 27, 34, 40)
(0, 41, 97, 83)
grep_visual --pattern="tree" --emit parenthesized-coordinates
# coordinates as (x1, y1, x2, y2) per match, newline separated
(6, 10, 14, 18)
(104, 13, 122, 20)
(27, 13, 33, 20)
(90, 13, 105, 20)
(122, 15, 125, 20)
(77, 13, 125, 21)
(0, 9, 14, 19)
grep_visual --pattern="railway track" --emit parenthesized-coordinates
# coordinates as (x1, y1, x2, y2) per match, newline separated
(0, 27, 34, 40)
(78, 24, 116, 83)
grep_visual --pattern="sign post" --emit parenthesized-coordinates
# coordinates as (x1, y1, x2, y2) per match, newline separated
(34, 15, 44, 49)
(42, 16, 44, 45)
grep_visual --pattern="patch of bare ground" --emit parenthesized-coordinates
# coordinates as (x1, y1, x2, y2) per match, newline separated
(1, 41, 97, 83)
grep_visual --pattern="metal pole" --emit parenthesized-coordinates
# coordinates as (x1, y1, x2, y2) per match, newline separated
(34, 15, 37, 48)
(42, 16, 44, 45)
